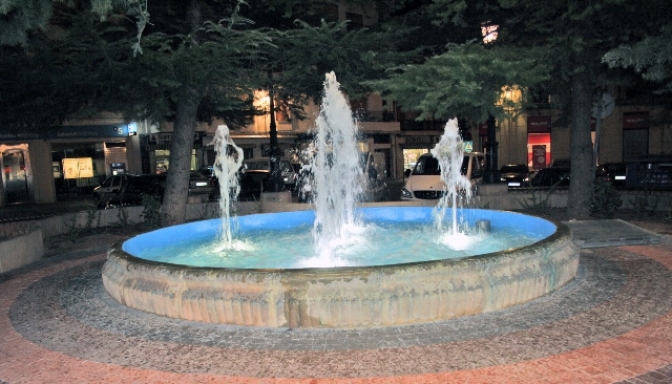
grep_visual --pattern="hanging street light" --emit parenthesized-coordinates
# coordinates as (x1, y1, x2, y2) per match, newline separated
(481, 20, 501, 184)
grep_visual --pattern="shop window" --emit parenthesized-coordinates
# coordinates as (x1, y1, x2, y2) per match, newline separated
(402, 148, 429, 173)
(346, 12, 363, 31)
(527, 133, 551, 170)
(316, 4, 339, 22)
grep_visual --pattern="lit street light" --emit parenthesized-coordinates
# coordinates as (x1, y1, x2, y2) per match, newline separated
(481, 20, 501, 184)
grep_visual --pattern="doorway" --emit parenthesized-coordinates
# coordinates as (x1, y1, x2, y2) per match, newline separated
(2, 149, 30, 203)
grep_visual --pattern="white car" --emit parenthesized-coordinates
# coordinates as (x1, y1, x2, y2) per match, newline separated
(400, 152, 485, 201)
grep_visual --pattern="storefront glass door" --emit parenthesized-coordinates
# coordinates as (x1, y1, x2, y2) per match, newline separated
(2, 150, 29, 203)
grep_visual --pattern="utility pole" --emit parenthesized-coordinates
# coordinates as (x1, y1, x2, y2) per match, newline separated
(267, 71, 282, 192)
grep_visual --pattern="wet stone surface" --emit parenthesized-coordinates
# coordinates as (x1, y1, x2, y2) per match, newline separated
(7, 248, 672, 378)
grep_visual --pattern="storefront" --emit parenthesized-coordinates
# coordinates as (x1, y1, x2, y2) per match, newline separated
(526, 116, 552, 170)
(0, 124, 139, 204)
(399, 134, 437, 175)
(142, 132, 207, 174)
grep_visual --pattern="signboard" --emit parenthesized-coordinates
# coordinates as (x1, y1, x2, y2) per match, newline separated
(463, 141, 473, 153)
(527, 116, 551, 133)
(623, 112, 649, 129)
(62, 157, 94, 179)
(0, 125, 129, 140)
(148, 132, 202, 144)
(532, 145, 547, 169)
(127, 122, 138, 136)
(478, 122, 488, 135)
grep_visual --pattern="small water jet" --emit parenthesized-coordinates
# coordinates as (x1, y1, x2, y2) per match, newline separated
(211, 124, 243, 247)
(432, 118, 472, 236)
(102, 72, 579, 328)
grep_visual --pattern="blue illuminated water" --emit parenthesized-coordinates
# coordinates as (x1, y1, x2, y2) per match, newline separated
(124, 207, 556, 269)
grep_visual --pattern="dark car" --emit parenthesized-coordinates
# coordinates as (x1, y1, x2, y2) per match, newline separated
(597, 162, 627, 188)
(187, 171, 214, 199)
(237, 169, 271, 200)
(96, 172, 214, 209)
(530, 166, 570, 188)
(499, 164, 530, 188)
(97, 174, 166, 208)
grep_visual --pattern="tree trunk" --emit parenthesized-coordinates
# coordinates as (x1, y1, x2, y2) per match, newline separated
(0, 174, 5, 207)
(162, 86, 200, 226)
(567, 71, 594, 220)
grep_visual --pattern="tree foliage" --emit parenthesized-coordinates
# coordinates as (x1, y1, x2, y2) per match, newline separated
(368, 41, 548, 122)
(0, 0, 52, 46)
(603, 24, 672, 93)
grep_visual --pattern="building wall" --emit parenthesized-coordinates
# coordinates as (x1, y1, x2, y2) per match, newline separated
(597, 111, 622, 164)
(497, 114, 528, 166)
(125, 135, 143, 174)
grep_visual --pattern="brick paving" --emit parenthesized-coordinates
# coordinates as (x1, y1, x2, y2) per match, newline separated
(1, 237, 672, 383)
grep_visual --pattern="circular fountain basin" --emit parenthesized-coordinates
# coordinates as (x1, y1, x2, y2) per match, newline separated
(103, 207, 579, 328)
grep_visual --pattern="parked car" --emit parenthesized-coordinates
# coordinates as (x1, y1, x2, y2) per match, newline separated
(529, 166, 570, 188)
(92, 174, 128, 205)
(187, 171, 213, 199)
(203, 158, 299, 201)
(94, 172, 214, 209)
(625, 155, 672, 190)
(95, 174, 166, 208)
(597, 162, 627, 188)
(400, 152, 485, 201)
(359, 151, 387, 202)
(295, 167, 315, 203)
(499, 164, 530, 188)
(243, 158, 298, 190)
(549, 158, 570, 167)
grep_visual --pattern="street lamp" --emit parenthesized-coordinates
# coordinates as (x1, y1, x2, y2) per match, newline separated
(267, 71, 283, 193)
(481, 20, 501, 184)
(481, 21, 499, 44)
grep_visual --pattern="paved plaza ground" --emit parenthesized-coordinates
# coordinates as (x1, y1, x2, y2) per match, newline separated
(1, 206, 672, 383)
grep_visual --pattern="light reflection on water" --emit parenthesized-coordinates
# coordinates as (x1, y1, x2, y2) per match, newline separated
(136, 221, 543, 269)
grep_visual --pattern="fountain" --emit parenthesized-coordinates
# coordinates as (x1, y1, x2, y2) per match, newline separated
(102, 72, 579, 328)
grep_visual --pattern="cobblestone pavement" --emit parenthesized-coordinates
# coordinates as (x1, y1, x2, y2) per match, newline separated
(2, 234, 672, 383)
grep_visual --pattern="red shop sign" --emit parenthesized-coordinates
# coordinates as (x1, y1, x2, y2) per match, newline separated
(623, 112, 649, 129)
(527, 116, 551, 133)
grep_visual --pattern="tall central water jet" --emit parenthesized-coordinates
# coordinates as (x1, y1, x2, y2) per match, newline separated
(310, 72, 364, 259)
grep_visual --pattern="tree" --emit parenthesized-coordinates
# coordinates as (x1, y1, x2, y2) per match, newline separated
(371, 0, 670, 220)
(1, 0, 410, 225)
(1, 0, 272, 225)
(112, 0, 273, 226)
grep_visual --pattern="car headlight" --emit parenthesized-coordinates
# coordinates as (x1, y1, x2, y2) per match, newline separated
(400, 188, 413, 199)
(500, 177, 506, 182)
